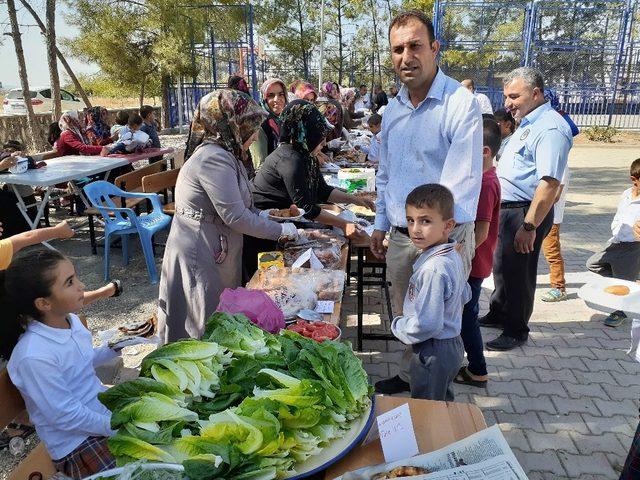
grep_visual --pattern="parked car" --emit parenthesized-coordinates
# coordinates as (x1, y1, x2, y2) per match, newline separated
(2, 87, 82, 115)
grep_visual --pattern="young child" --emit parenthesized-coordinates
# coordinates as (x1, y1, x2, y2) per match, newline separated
(361, 114, 382, 164)
(110, 110, 129, 139)
(587, 158, 640, 327)
(2, 250, 122, 478)
(391, 184, 470, 401)
(108, 113, 150, 154)
(140, 105, 162, 162)
(454, 119, 502, 388)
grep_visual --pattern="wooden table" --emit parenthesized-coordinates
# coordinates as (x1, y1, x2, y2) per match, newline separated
(325, 396, 487, 479)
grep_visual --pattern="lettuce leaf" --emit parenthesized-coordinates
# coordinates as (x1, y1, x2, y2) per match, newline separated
(99, 378, 184, 412)
(108, 433, 177, 464)
(203, 313, 281, 359)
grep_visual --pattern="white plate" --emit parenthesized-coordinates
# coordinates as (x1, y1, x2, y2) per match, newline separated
(84, 400, 375, 480)
(578, 276, 640, 317)
(268, 208, 306, 222)
(285, 397, 375, 479)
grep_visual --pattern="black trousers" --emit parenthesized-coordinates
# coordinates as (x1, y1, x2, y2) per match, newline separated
(488, 205, 554, 340)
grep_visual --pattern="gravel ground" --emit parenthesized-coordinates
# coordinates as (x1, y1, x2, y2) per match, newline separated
(1, 134, 187, 478)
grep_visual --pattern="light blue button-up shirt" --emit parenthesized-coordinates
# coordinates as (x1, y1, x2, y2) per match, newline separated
(497, 101, 573, 202)
(374, 69, 483, 230)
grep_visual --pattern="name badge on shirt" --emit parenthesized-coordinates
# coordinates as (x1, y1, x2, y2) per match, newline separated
(520, 129, 530, 140)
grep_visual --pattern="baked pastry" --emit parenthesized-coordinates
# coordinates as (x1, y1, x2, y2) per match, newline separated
(372, 466, 429, 480)
(270, 205, 301, 218)
(604, 285, 630, 296)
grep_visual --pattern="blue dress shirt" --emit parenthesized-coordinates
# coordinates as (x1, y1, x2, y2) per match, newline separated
(374, 69, 483, 230)
(497, 102, 573, 202)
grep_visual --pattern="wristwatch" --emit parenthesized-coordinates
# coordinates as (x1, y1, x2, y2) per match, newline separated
(522, 222, 536, 232)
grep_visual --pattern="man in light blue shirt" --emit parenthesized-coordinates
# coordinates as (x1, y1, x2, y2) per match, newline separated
(480, 67, 573, 351)
(371, 10, 483, 395)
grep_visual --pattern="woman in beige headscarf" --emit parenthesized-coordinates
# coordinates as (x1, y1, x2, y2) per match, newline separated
(158, 89, 297, 343)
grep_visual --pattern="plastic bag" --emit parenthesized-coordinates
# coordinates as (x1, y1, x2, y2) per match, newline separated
(216, 287, 285, 333)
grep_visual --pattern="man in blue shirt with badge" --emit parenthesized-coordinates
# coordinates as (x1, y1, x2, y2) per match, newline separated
(480, 67, 573, 351)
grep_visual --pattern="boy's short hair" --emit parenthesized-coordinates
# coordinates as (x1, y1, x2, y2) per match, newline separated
(367, 113, 382, 127)
(406, 183, 454, 220)
(139, 105, 154, 120)
(494, 108, 515, 132)
(115, 110, 129, 126)
(128, 113, 143, 127)
(631, 158, 640, 178)
(3, 140, 22, 151)
(483, 118, 502, 158)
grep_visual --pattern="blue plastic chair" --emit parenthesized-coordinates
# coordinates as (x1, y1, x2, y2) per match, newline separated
(83, 181, 172, 284)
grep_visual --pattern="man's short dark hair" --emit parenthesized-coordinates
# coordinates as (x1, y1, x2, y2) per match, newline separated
(483, 118, 502, 158)
(406, 183, 454, 219)
(631, 158, 640, 178)
(360, 84, 367, 89)
(389, 10, 436, 43)
(494, 109, 515, 133)
(140, 105, 154, 120)
(128, 113, 143, 127)
(367, 113, 382, 127)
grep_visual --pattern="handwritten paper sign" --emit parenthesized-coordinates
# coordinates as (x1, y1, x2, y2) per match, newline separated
(376, 403, 419, 463)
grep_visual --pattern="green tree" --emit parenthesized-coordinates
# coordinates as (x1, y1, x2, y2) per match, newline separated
(256, 0, 319, 80)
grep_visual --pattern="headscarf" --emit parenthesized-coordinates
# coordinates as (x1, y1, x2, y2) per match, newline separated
(315, 99, 343, 141)
(315, 101, 340, 127)
(321, 81, 340, 100)
(184, 89, 267, 168)
(279, 100, 334, 200)
(294, 82, 317, 102)
(228, 75, 250, 95)
(543, 88, 560, 112)
(85, 106, 111, 140)
(340, 88, 357, 109)
(260, 78, 287, 139)
(289, 80, 302, 94)
(59, 110, 88, 144)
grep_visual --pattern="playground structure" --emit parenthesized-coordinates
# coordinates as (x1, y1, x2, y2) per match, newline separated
(434, 0, 640, 128)
(167, 3, 259, 128)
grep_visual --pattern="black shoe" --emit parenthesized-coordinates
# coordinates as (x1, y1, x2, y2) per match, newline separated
(478, 314, 503, 329)
(486, 334, 527, 351)
(374, 375, 410, 394)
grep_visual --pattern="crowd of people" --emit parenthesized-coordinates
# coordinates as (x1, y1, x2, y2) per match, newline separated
(1, 7, 640, 480)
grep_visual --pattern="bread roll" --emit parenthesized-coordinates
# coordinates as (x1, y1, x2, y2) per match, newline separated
(604, 285, 630, 296)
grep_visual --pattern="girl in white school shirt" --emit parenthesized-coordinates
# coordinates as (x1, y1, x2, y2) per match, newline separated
(1, 250, 121, 479)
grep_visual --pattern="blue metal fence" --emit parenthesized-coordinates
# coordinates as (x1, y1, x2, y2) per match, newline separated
(434, 0, 640, 129)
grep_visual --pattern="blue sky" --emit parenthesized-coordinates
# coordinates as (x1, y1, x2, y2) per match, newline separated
(0, 3, 98, 89)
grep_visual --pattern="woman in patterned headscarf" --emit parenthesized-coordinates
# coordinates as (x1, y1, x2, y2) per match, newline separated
(243, 100, 375, 279)
(55, 111, 105, 156)
(315, 99, 344, 142)
(158, 89, 298, 343)
(84, 106, 113, 146)
(249, 78, 288, 170)
(294, 82, 318, 102)
(340, 87, 364, 129)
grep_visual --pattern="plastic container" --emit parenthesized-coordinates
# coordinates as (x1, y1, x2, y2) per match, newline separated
(337, 168, 375, 193)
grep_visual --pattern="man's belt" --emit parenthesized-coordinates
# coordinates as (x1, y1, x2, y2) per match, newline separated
(500, 201, 531, 209)
(392, 226, 409, 236)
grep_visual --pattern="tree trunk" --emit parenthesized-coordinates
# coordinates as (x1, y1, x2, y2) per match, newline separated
(161, 72, 171, 130)
(7, 0, 38, 153)
(18, 0, 92, 108)
(295, 0, 309, 79)
(46, 0, 62, 119)
(370, 0, 382, 85)
(139, 76, 146, 108)
(337, 0, 344, 85)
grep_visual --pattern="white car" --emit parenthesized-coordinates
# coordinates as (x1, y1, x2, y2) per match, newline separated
(2, 87, 83, 115)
